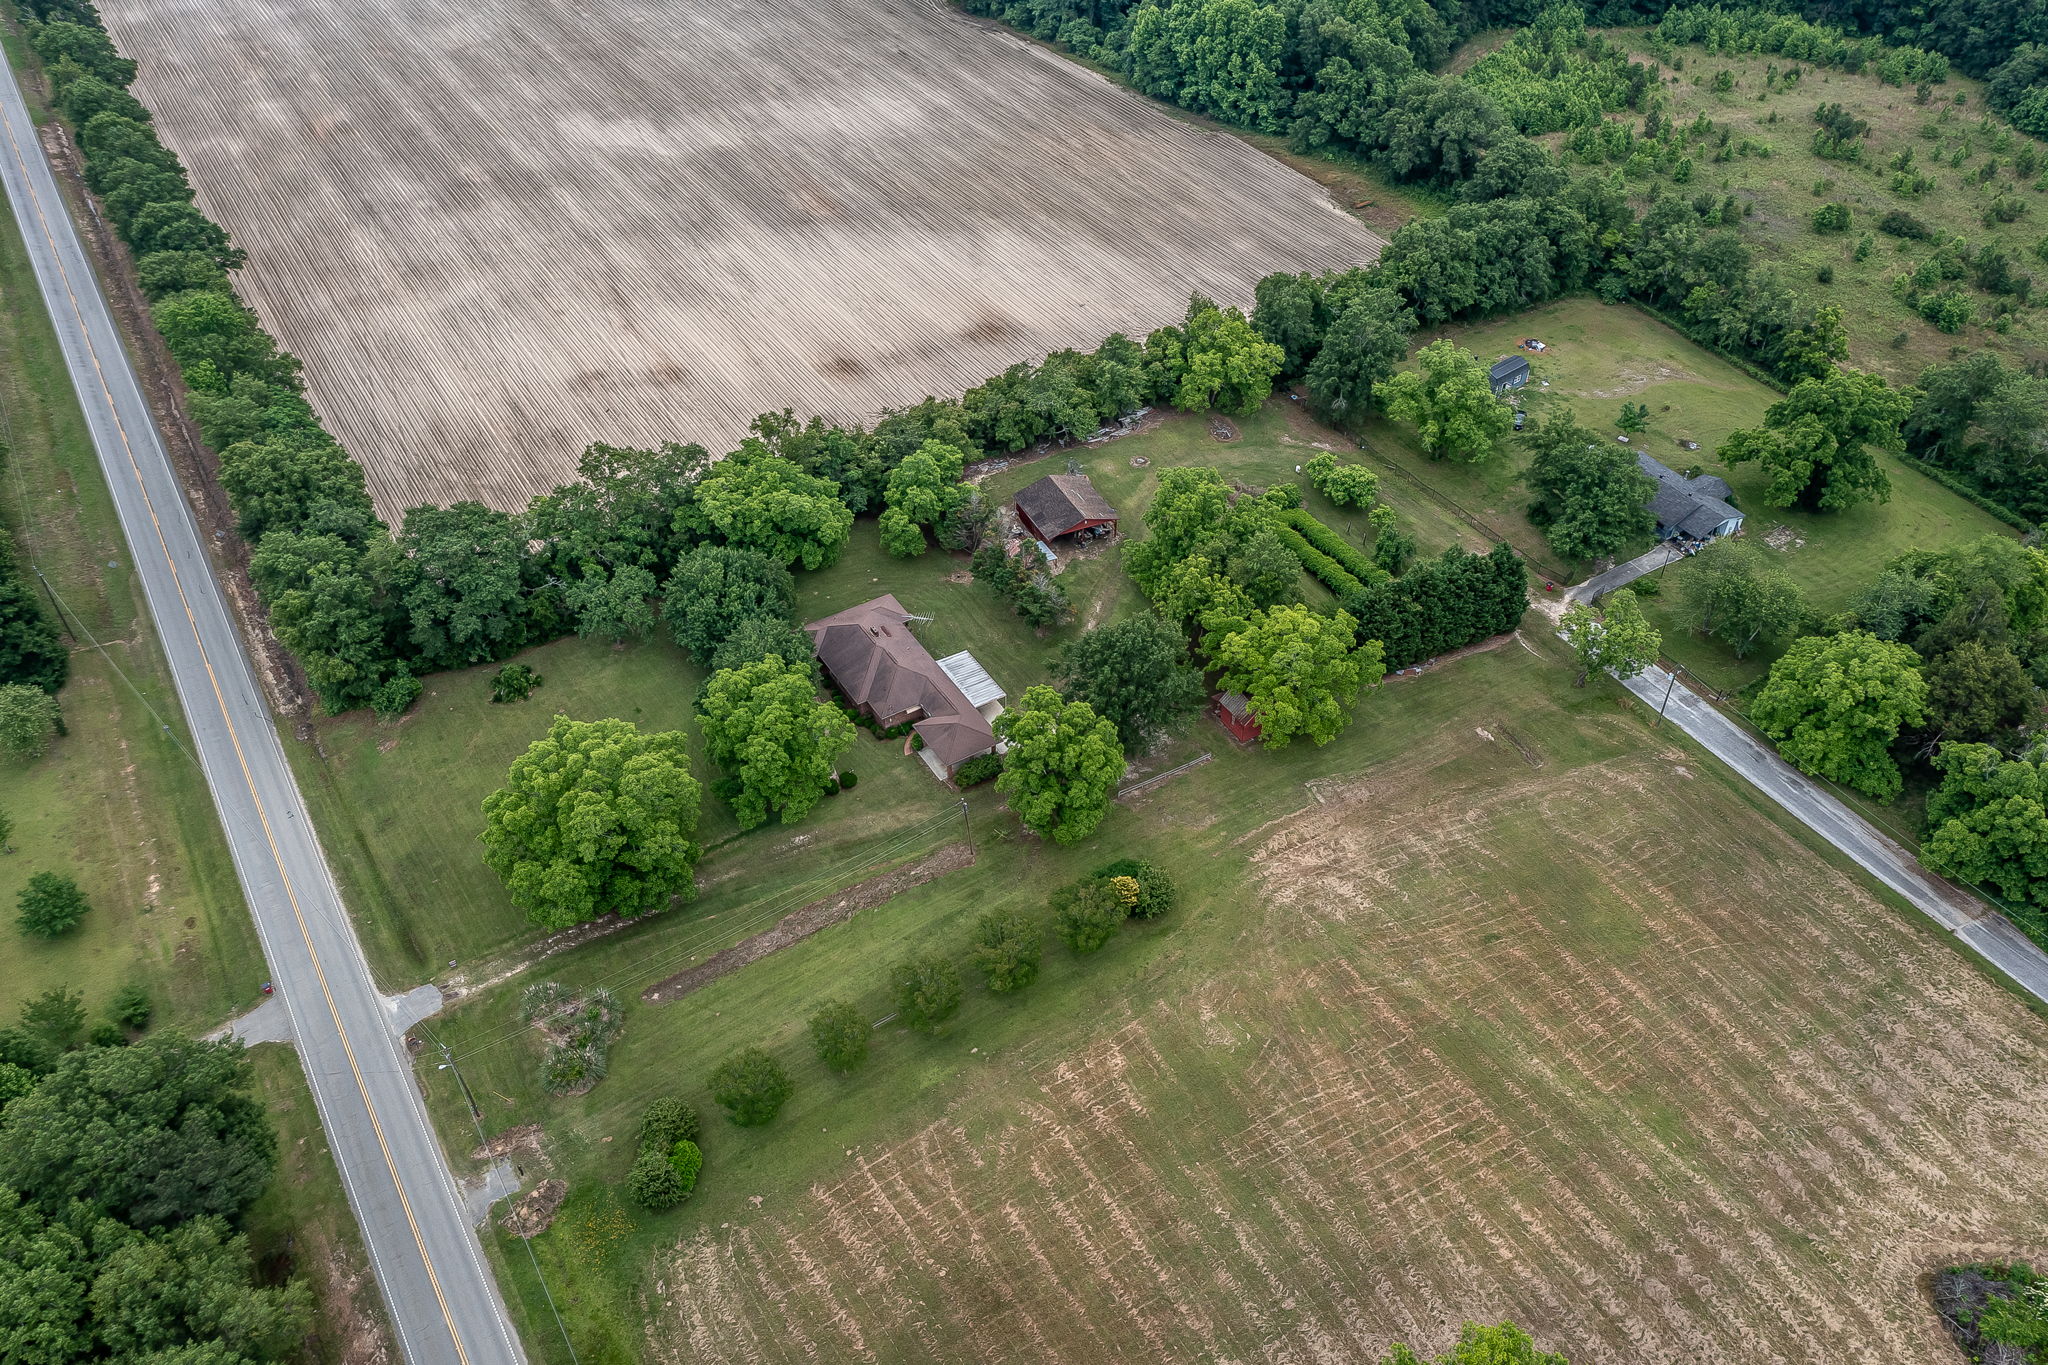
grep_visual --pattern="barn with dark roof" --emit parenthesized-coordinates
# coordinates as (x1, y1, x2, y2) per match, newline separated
(1014, 472, 1118, 543)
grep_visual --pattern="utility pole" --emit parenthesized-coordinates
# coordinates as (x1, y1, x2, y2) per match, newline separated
(31, 565, 73, 642)
(1654, 667, 1679, 726)
(958, 797, 972, 852)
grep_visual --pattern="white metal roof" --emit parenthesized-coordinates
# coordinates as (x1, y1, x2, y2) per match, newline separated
(935, 650, 1005, 708)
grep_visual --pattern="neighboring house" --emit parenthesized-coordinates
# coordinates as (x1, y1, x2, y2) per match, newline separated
(1212, 691, 1261, 744)
(1489, 355, 1531, 395)
(1014, 472, 1118, 542)
(1638, 452, 1744, 543)
(805, 594, 1002, 779)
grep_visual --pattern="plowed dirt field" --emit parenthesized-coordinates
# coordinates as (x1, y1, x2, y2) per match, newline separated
(97, 0, 1384, 516)
(648, 739, 2048, 1363)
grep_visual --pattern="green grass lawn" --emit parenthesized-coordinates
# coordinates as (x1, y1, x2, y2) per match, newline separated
(292, 395, 1485, 990)
(1609, 35, 2048, 383)
(0, 26, 259, 1030)
(1362, 297, 2015, 690)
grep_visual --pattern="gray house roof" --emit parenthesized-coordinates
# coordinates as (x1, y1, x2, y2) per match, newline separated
(1489, 355, 1530, 391)
(1637, 453, 1742, 540)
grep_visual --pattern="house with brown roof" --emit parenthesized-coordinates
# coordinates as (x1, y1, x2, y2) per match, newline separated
(805, 595, 1003, 779)
(1014, 472, 1118, 543)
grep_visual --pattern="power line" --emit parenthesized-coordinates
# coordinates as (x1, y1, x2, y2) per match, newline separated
(420, 1023, 581, 1365)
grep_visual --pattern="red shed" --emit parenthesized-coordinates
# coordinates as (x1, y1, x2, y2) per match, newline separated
(1213, 691, 1261, 744)
(1015, 473, 1118, 542)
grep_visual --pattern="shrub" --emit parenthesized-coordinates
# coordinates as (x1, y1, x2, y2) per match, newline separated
(1917, 287, 1973, 333)
(953, 753, 1003, 787)
(838, 771, 857, 790)
(1091, 858, 1178, 919)
(1879, 209, 1932, 239)
(490, 663, 543, 703)
(969, 909, 1041, 993)
(0, 684, 62, 760)
(668, 1138, 702, 1194)
(106, 985, 152, 1032)
(86, 1021, 127, 1048)
(1272, 523, 1364, 596)
(1052, 879, 1124, 953)
(637, 1097, 700, 1153)
(626, 1149, 687, 1210)
(1263, 481, 1302, 509)
(890, 953, 962, 1032)
(539, 1042, 607, 1095)
(1811, 201, 1851, 233)
(808, 998, 869, 1072)
(1279, 508, 1385, 586)
(708, 1046, 792, 1126)
(1304, 452, 1380, 508)
(16, 871, 89, 938)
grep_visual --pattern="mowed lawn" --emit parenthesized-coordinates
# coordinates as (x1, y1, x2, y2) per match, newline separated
(289, 397, 1474, 988)
(416, 634, 2048, 1365)
(1368, 297, 2015, 688)
(0, 34, 259, 1029)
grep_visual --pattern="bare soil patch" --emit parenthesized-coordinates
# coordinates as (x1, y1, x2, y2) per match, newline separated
(649, 744, 2048, 1364)
(643, 842, 975, 1004)
(99, 0, 1384, 516)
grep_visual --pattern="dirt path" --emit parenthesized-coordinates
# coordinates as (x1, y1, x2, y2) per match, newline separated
(642, 843, 975, 1005)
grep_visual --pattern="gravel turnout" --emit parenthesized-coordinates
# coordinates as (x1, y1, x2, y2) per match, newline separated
(96, 0, 1384, 516)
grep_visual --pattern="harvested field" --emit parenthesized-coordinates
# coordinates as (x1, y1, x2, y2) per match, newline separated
(98, 0, 1385, 516)
(648, 742, 2048, 1363)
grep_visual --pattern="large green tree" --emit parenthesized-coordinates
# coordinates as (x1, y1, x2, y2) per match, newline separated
(480, 716, 703, 928)
(1303, 287, 1413, 424)
(879, 440, 970, 557)
(1678, 541, 1805, 658)
(1923, 743, 2048, 910)
(993, 685, 1125, 844)
(1522, 412, 1656, 562)
(1050, 611, 1208, 750)
(660, 544, 795, 666)
(393, 501, 533, 671)
(1560, 589, 1660, 687)
(1379, 339, 1514, 461)
(1924, 640, 2038, 741)
(1152, 296, 1285, 416)
(1719, 370, 1912, 511)
(695, 657, 855, 831)
(687, 448, 853, 570)
(0, 681, 62, 759)
(0, 1033, 275, 1229)
(1751, 631, 1927, 800)
(1211, 604, 1384, 747)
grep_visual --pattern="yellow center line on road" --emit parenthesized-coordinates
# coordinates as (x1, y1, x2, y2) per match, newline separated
(0, 100, 475, 1365)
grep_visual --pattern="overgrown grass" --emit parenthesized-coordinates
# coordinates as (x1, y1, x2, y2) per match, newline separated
(1608, 35, 2048, 382)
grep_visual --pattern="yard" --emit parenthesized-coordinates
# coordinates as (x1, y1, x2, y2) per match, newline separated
(1367, 297, 2016, 688)
(415, 632, 2048, 1365)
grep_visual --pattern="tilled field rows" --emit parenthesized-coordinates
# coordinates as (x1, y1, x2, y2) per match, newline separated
(97, 0, 1384, 516)
(653, 750, 2048, 1363)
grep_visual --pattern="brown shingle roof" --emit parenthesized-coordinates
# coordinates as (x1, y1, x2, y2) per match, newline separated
(1015, 473, 1117, 539)
(804, 595, 996, 769)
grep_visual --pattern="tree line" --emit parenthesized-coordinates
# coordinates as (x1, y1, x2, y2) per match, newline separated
(0, 1023, 310, 1363)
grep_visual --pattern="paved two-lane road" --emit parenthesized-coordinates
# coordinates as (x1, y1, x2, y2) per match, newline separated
(0, 57, 524, 1365)
(1622, 664, 2048, 1006)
